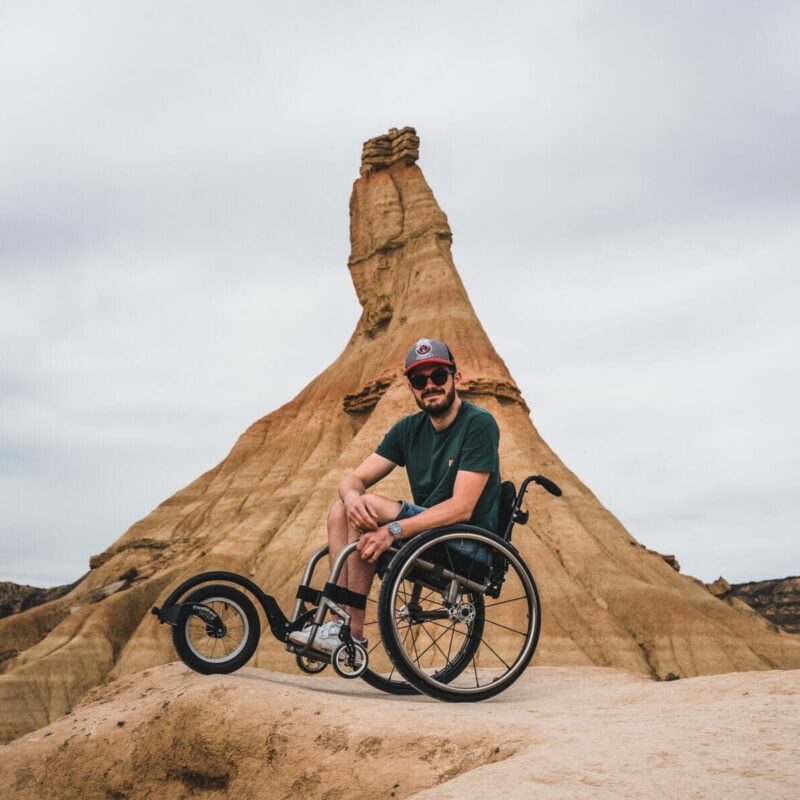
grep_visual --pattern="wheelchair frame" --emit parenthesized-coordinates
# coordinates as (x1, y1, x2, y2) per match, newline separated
(152, 474, 561, 699)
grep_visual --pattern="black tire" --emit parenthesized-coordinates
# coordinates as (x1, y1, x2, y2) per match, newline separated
(296, 653, 327, 674)
(378, 527, 541, 702)
(171, 584, 261, 675)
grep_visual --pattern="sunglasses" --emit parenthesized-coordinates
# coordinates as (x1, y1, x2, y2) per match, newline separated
(408, 367, 454, 390)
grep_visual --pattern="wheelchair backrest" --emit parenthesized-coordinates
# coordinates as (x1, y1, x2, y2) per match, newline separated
(497, 480, 517, 540)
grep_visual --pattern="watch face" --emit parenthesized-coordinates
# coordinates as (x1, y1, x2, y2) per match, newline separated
(389, 522, 402, 537)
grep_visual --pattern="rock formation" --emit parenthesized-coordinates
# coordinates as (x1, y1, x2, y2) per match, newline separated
(0, 580, 76, 621)
(711, 576, 800, 634)
(2, 126, 800, 744)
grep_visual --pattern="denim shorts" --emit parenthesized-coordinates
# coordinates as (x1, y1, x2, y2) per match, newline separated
(393, 501, 492, 566)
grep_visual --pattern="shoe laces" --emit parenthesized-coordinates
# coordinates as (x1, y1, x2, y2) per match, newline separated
(319, 619, 342, 637)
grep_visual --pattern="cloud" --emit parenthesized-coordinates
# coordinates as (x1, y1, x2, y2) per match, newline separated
(1, 1, 798, 585)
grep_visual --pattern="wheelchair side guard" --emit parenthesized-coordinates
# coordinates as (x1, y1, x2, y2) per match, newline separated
(151, 569, 290, 640)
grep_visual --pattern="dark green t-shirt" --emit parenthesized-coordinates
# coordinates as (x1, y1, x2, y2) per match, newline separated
(375, 400, 501, 532)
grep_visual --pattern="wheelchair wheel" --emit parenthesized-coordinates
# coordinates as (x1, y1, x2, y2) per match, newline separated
(171, 583, 261, 675)
(359, 575, 480, 696)
(377, 527, 541, 702)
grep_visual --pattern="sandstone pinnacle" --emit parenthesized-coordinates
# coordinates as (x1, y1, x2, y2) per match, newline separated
(1, 127, 799, 743)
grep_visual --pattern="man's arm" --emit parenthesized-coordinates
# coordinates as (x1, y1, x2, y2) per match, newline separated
(392, 469, 489, 538)
(339, 453, 397, 531)
(356, 470, 489, 563)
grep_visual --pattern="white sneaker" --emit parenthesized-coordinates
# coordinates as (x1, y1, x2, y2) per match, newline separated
(288, 620, 367, 654)
(288, 620, 343, 653)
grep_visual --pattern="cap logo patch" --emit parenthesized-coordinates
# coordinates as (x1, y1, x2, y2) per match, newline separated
(415, 339, 432, 358)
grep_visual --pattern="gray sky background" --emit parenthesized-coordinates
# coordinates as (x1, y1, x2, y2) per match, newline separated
(1, 1, 798, 587)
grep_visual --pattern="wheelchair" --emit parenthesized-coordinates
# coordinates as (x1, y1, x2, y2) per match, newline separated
(152, 474, 561, 702)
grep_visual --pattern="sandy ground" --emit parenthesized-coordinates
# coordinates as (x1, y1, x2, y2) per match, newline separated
(1, 663, 798, 799)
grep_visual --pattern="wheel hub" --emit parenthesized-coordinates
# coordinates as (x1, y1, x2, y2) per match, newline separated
(448, 601, 476, 624)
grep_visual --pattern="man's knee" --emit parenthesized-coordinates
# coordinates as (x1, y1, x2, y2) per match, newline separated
(328, 499, 346, 527)
(328, 500, 347, 537)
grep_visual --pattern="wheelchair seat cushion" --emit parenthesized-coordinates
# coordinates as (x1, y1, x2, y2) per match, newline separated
(445, 539, 492, 566)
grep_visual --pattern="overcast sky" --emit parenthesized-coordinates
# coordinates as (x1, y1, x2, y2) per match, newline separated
(2, 1, 798, 587)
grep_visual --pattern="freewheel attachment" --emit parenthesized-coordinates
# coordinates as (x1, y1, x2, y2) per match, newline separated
(295, 653, 328, 674)
(331, 643, 368, 679)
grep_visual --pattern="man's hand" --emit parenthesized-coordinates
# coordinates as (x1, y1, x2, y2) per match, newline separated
(345, 493, 380, 532)
(356, 526, 393, 563)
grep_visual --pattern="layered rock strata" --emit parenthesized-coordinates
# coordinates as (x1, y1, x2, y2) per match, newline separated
(715, 577, 800, 634)
(2, 127, 800, 743)
(360, 126, 420, 175)
(0, 581, 76, 621)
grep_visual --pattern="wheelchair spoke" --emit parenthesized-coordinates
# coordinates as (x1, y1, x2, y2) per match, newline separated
(476, 635, 510, 670)
(419, 588, 438, 604)
(446, 622, 457, 664)
(410, 622, 422, 667)
(482, 617, 529, 637)
(483, 595, 528, 609)
(465, 547, 476, 587)
(417, 622, 456, 666)
(413, 622, 457, 666)
(398, 583, 412, 604)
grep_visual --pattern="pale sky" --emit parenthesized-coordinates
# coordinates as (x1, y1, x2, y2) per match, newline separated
(1, 1, 798, 586)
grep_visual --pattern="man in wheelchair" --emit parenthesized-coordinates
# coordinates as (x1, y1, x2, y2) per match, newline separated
(289, 337, 501, 653)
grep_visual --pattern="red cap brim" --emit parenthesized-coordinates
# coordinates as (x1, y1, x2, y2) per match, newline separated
(404, 358, 454, 375)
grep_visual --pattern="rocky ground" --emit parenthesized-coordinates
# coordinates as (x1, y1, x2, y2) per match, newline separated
(1, 663, 798, 799)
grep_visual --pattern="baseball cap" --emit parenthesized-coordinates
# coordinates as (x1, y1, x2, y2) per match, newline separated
(403, 338, 456, 374)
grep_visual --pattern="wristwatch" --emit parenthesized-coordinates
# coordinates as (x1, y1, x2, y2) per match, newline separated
(388, 521, 403, 540)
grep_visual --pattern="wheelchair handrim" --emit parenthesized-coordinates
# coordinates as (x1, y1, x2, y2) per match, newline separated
(387, 532, 538, 695)
(184, 596, 251, 663)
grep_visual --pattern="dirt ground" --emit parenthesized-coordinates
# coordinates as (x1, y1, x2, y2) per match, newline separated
(1, 663, 798, 799)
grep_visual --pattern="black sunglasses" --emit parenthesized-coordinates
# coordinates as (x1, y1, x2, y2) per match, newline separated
(408, 367, 454, 390)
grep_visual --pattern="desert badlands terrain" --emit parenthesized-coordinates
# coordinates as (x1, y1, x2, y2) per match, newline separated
(1, 128, 799, 797)
(2, 663, 799, 799)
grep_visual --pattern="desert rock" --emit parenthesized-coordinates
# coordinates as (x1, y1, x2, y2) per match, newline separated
(719, 576, 800, 633)
(2, 127, 800, 743)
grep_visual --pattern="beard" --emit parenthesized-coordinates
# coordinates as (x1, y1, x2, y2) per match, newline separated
(414, 383, 457, 418)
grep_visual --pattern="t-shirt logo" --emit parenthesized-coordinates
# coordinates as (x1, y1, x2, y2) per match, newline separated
(448, 458, 454, 467)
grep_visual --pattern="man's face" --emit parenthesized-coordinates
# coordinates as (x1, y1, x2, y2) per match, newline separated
(407, 365, 460, 417)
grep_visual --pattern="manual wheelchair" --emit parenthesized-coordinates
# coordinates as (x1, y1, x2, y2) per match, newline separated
(152, 474, 561, 702)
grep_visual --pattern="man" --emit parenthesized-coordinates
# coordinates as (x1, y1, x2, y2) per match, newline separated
(289, 337, 501, 652)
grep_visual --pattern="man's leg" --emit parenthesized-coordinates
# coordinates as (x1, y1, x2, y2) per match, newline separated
(340, 494, 402, 640)
(327, 499, 350, 591)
